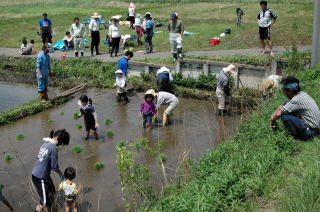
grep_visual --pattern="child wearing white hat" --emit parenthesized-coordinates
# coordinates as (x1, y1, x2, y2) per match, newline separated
(114, 70, 128, 102)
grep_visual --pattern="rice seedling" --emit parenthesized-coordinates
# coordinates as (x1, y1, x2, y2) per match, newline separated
(154, 117, 161, 124)
(15, 133, 24, 140)
(56, 146, 64, 151)
(75, 123, 82, 129)
(104, 118, 112, 125)
(71, 145, 84, 154)
(112, 103, 117, 107)
(48, 119, 53, 124)
(158, 153, 168, 163)
(106, 129, 114, 137)
(73, 112, 81, 119)
(94, 161, 104, 170)
(3, 153, 12, 161)
(60, 111, 65, 116)
(116, 141, 126, 148)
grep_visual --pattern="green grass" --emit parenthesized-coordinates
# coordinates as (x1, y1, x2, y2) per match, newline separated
(0, 97, 67, 126)
(15, 133, 24, 140)
(141, 65, 320, 211)
(94, 161, 104, 170)
(3, 153, 12, 161)
(71, 145, 84, 154)
(0, 1, 313, 51)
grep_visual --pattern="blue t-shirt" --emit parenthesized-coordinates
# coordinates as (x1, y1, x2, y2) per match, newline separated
(145, 19, 154, 36)
(32, 139, 59, 179)
(39, 18, 52, 28)
(117, 57, 129, 76)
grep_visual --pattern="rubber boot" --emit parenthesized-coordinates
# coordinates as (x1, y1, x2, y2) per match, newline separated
(75, 52, 79, 57)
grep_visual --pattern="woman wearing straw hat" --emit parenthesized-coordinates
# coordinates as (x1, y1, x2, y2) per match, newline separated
(89, 12, 101, 56)
(146, 89, 179, 127)
(215, 64, 237, 116)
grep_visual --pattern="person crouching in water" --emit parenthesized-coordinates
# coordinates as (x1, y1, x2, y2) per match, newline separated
(32, 129, 70, 212)
(215, 64, 237, 116)
(75, 95, 99, 140)
(58, 167, 82, 212)
(156, 66, 173, 92)
(114, 70, 128, 102)
(139, 90, 157, 128)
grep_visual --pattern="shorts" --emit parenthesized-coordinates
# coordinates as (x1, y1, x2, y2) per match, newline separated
(164, 101, 179, 115)
(85, 121, 96, 132)
(32, 175, 56, 207)
(143, 112, 153, 126)
(135, 26, 144, 37)
(259, 27, 271, 40)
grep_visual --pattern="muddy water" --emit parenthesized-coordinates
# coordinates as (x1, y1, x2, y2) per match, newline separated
(0, 88, 242, 211)
(0, 81, 60, 112)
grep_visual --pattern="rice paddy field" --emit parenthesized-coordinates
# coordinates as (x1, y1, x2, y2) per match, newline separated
(0, 0, 314, 52)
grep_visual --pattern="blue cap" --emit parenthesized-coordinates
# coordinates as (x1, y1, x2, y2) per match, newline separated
(170, 13, 178, 19)
(282, 83, 298, 89)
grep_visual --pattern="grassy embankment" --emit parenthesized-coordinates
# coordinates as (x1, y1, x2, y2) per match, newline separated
(138, 66, 320, 211)
(0, 0, 313, 52)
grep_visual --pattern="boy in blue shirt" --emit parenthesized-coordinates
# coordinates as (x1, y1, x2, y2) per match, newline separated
(117, 51, 134, 77)
(39, 13, 52, 44)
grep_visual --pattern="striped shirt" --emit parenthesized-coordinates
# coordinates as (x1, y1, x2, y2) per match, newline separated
(281, 91, 320, 129)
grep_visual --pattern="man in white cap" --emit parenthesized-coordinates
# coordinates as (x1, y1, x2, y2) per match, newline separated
(168, 13, 184, 60)
(70, 17, 85, 57)
(114, 69, 128, 102)
(147, 89, 179, 127)
(89, 12, 101, 56)
(156, 66, 173, 92)
(215, 64, 237, 115)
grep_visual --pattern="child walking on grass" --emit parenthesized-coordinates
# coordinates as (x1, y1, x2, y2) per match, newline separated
(139, 90, 157, 128)
(75, 95, 100, 140)
(0, 184, 13, 211)
(58, 167, 82, 212)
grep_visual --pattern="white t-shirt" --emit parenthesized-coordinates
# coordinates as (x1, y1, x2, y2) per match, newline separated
(109, 24, 121, 38)
(89, 19, 99, 31)
(128, 7, 135, 17)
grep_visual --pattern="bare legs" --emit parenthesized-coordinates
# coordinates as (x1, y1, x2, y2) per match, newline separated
(260, 39, 274, 55)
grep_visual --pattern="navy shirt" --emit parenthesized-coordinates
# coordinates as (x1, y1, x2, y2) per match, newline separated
(157, 72, 169, 81)
(32, 139, 59, 179)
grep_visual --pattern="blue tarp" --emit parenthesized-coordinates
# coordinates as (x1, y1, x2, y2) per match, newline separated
(53, 39, 89, 50)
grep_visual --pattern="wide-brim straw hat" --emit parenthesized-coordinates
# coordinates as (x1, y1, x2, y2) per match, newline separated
(158, 66, 171, 73)
(92, 12, 101, 18)
(223, 64, 237, 75)
(145, 89, 156, 97)
(115, 69, 123, 74)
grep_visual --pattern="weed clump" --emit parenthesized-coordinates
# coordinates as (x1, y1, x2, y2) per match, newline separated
(71, 145, 84, 154)
(16, 133, 24, 140)
(75, 123, 82, 129)
(104, 118, 112, 125)
(106, 129, 114, 137)
(158, 153, 168, 163)
(94, 161, 104, 170)
(3, 153, 12, 161)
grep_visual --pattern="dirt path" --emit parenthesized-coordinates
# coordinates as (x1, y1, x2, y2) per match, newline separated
(0, 46, 311, 62)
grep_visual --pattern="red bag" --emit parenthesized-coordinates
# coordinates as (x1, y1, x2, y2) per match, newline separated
(209, 38, 221, 46)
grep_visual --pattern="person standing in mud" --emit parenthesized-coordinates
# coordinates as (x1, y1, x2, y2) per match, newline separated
(36, 45, 51, 101)
(215, 64, 237, 116)
(31, 129, 70, 212)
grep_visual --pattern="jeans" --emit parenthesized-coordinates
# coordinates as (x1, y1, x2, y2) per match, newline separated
(281, 114, 318, 140)
(143, 112, 153, 127)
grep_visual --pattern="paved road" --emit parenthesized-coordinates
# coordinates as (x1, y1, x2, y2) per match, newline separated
(0, 46, 311, 62)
